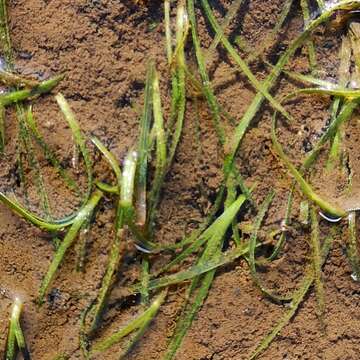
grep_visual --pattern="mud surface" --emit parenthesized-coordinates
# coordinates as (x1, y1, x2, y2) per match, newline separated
(0, 0, 360, 359)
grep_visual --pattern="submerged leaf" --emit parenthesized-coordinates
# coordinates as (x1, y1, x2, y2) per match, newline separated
(249, 234, 333, 359)
(271, 115, 347, 218)
(188, 0, 225, 145)
(5, 298, 30, 360)
(158, 194, 246, 274)
(147, 68, 167, 231)
(55, 93, 93, 199)
(201, 0, 293, 122)
(26, 107, 79, 194)
(38, 190, 103, 303)
(247, 191, 292, 302)
(347, 211, 360, 281)
(91, 290, 167, 355)
(132, 243, 249, 293)
(136, 62, 154, 228)
(225, 0, 360, 173)
(0, 75, 63, 106)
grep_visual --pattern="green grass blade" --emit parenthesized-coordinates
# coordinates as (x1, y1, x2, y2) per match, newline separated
(280, 69, 336, 88)
(38, 189, 102, 304)
(0, 0, 62, 214)
(158, 194, 246, 274)
(0, 75, 63, 106)
(118, 312, 156, 359)
(76, 217, 92, 272)
(249, 268, 313, 360)
(167, 2, 188, 162)
(95, 181, 118, 194)
(13, 317, 29, 360)
(231, 166, 254, 204)
(327, 32, 358, 171)
(205, 0, 245, 66)
(299, 200, 309, 225)
(0, 191, 81, 231)
(5, 324, 16, 360)
(20, 107, 52, 219)
(26, 107, 79, 194)
(148, 69, 167, 231)
(153, 185, 226, 256)
(164, 0, 180, 149)
(0, 0, 13, 68)
(55, 93, 93, 199)
(271, 114, 347, 218)
(246, 0, 294, 64)
(134, 243, 249, 292)
(120, 150, 137, 213)
(170, 2, 189, 68)
(303, 100, 357, 170)
(119, 290, 168, 359)
(136, 62, 154, 227)
(91, 290, 167, 355)
(164, 269, 215, 360)
(247, 191, 292, 302)
(6, 298, 29, 360)
(140, 257, 150, 305)
(315, 0, 325, 11)
(5, 300, 19, 360)
(85, 150, 137, 336)
(225, 0, 360, 174)
(287, 87, 360, 99)
(265, 184, 294, 261)
(300, 0, 317, 73)
(0, 0, 60, 221)
(249, 233, 334, 359)
(85, 227, 125, 336)
(165, 86, 179, 152)
(0, 69, 39, 87)
(91, 136, 121, 186)
(187, 0, 225, 146)
(0, 93, 97, 231)
(327, 35, 351, 170)
(87, 237, 126, 331)
(164, 190, 244, 359)
(200, 0, 293, 122)
(16, 144, 28, 203)
(347, 211, 360, 281)
(327, 130, 341, 171)
(225, 173, 241, 245)
(164, 0, 172, 65)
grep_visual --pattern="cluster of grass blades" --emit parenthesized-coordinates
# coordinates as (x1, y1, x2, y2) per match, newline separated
(164, 0, 360, 359)
(0, 0, 63, 221)
(249, 2, 360, 358)
(0, 0, 192, 357)
(0, 0, 92, 231)
(0, 92, 93, 232)
(2, 0, 360, 359)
